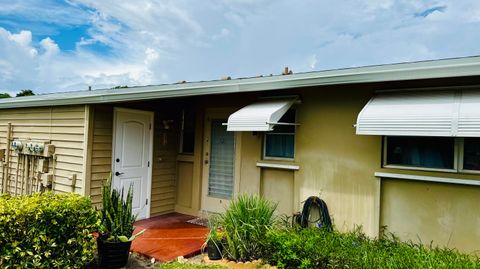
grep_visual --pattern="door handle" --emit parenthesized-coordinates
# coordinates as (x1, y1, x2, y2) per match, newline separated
(115, 171, 124, 176)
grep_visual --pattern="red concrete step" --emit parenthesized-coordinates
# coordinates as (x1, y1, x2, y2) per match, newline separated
(131, 213, 208, 262)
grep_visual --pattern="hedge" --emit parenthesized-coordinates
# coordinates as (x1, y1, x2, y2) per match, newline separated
(0, 192, 101, 268)
(263, 228, 480, 269)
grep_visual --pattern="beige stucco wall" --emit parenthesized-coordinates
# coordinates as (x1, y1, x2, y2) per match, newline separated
(381, 179, 480, 253)
(212, 88, 382, 235)
(377, 163, 480, 253)
(0, 105, 88, 194)
(294, 88, 381, 236)
(175, 86, 480, 253)
(260, 169, 295, 216)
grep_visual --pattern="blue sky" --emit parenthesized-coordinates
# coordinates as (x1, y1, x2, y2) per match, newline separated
(1, 0, 480, 94)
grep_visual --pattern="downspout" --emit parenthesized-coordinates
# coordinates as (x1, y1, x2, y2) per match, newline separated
(3, 122, 12, 193)
(82, 105, 94, 197)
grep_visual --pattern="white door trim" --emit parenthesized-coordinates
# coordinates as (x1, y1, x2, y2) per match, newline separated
(112, 107, 154, 219)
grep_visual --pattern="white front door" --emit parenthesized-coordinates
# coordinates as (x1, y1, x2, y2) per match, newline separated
(113, 108, 153, 220)
(201, 116, 236, 213)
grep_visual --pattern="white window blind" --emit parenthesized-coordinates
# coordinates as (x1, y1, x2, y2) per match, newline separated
(208, 120, 235, 199)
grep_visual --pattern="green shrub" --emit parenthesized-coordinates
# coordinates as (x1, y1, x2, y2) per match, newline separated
(219, 195, 277, 262)
(263, 228, 480, 269)
(0, 192, 101, 268)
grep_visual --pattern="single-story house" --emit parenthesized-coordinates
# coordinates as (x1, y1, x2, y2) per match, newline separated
(1, 56, 480, 253)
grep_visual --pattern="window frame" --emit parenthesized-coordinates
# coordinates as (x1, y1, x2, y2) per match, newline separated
(262, 110, 296, 161)
(458, 138, 480, 174)
(178, 108, 195, 155)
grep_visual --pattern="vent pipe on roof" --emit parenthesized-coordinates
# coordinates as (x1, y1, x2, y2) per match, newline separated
(282, 67, 293, 75)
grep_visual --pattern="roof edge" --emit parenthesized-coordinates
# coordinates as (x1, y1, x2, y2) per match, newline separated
(1, 56, 480, 109)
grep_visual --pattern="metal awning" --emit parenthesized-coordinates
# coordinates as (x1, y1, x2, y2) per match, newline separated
(226, 98, 297, 131)
(356, 89, 480, 137)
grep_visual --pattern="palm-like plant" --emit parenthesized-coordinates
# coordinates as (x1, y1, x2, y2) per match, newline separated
(100, 176, 144, 242)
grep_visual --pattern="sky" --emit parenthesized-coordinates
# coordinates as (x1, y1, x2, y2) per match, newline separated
(0, 1, 480, 94)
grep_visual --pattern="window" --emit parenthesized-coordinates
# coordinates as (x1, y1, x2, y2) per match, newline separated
(385, 136, 455, 170)
(462, 138, 480, 171)
(384, 136, 480, 173)
(264, 110, 295, 159)
(179, 109, 195, 154)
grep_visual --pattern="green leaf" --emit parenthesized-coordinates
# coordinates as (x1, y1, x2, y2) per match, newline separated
(118, 235, 129, 242)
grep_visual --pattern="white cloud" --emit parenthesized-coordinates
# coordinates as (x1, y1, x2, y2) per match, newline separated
(9, 30, 32, 46)
(6, 30, 38, 57)
(40, 37, 59, 56)
(0, 27, 153, 92)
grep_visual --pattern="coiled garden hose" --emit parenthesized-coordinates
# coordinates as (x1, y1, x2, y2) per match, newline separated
(295, 196, 333, 230)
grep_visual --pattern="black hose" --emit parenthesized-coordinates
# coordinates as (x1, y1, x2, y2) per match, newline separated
(297, 196, 333, 230)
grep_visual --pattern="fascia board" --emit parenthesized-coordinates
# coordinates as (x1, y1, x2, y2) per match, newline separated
(0, 56, 479, 109)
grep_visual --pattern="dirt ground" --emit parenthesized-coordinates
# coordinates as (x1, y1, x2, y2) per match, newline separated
(124, 253, 158, 269)
(124, 253, 204, 269)
(86, 252, 205, 268)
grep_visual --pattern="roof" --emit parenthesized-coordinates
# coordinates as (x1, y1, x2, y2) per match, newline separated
(2, 56, 480, 109)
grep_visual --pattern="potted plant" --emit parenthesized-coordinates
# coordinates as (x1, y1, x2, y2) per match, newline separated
(97, 177, 145, 269)
(206, 214, 223, 260)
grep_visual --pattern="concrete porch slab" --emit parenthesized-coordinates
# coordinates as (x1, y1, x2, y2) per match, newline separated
(131, 212, 208, 262)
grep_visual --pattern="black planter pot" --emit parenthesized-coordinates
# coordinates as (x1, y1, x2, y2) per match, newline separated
(207, 239, 222, 260)
(97, 238, 132, 269)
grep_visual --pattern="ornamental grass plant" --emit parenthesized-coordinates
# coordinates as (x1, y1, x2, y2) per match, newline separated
(219, 195, 277, 262)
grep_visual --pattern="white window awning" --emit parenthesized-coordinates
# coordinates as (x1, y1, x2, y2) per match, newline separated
(226, 98, 297, 131)
(356, 89, 480, 137)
